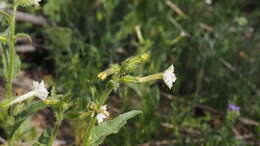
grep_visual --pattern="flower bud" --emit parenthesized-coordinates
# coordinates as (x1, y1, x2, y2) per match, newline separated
(122, 53, 150, 72)
(97, 64, 120, 80)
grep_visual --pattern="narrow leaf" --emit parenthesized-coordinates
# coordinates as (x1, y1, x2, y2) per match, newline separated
(0, 33, 8, 79)
(11, 52, 21, 80)
(34, 127, 52, 146)
(9, 101, 46, 138)
(0, 10, 11, 23)
(0, 35, 7, 43)
(15, 33, 32, 43)
(3, 27, 21, 80)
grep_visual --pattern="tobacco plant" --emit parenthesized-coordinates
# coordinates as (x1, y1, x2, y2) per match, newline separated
(0, 0, 177, 145)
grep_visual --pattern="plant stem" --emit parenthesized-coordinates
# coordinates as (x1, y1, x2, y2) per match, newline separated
(7, 137, 13, 146)
(48, 112, 63, 146)
(97, 87, 113, 108)
(7, 5, 17, 98)
(82, 114, 96, 146)
(6, 5, 17, 146)
(82, 87, 113, 146)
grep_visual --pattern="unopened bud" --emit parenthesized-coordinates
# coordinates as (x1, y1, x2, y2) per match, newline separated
(140, 53, 149, 61)
(97, 64, 120, 80)
(44, 99, 59, 105)
(97, 72, 108, 80)
(122, 53, 150, 72)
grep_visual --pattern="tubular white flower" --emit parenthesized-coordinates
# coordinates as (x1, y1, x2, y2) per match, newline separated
(96, 105, 109, 123)
(9, 80, 49, 105)
(163, 65, 177, 89)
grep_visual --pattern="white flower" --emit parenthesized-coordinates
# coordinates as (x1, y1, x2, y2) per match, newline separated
(9, 80, 49, 105)
(33, 80, 49, 100)
(205, 0, 212, 5)
(163, 65, 177, 89)
(96, 105, 109, 123)
(96, 113, 107, 123)
(33, 0, 41, 6)
(180, 31, 187, 37)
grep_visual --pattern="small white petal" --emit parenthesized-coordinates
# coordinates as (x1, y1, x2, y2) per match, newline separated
(96, 105, 109, 123)
(33, 80, 49, 100)
(100, 105, 107, 111)
(33, 81, 39, 89)
(96, 113, 107, 123)
(163, 65, 177, 89)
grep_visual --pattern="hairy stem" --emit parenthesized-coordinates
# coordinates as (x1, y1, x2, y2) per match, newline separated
(7, 5, 17, 98)
(6, 5, 17, 146)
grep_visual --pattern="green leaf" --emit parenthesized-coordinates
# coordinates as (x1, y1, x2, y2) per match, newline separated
(33, 127, 52, 146)
(11, 51, 21, 80)
(2, 28, 21, 80)
(0, 10, 11, 23)
(0, 96, 16, 107)
(8, 101, 47, 138)
(1, 47, 21, 80)
(90, 110, 142, 145)
(0, 35, 7, 43)
(0, 33, 8, 79)
(15, 33, 32, 43)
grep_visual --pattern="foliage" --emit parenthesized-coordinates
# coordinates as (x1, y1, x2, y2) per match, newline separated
(0, 0, 260, 145)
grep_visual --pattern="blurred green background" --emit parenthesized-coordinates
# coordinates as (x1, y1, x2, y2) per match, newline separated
(1, 0, 260, 145)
